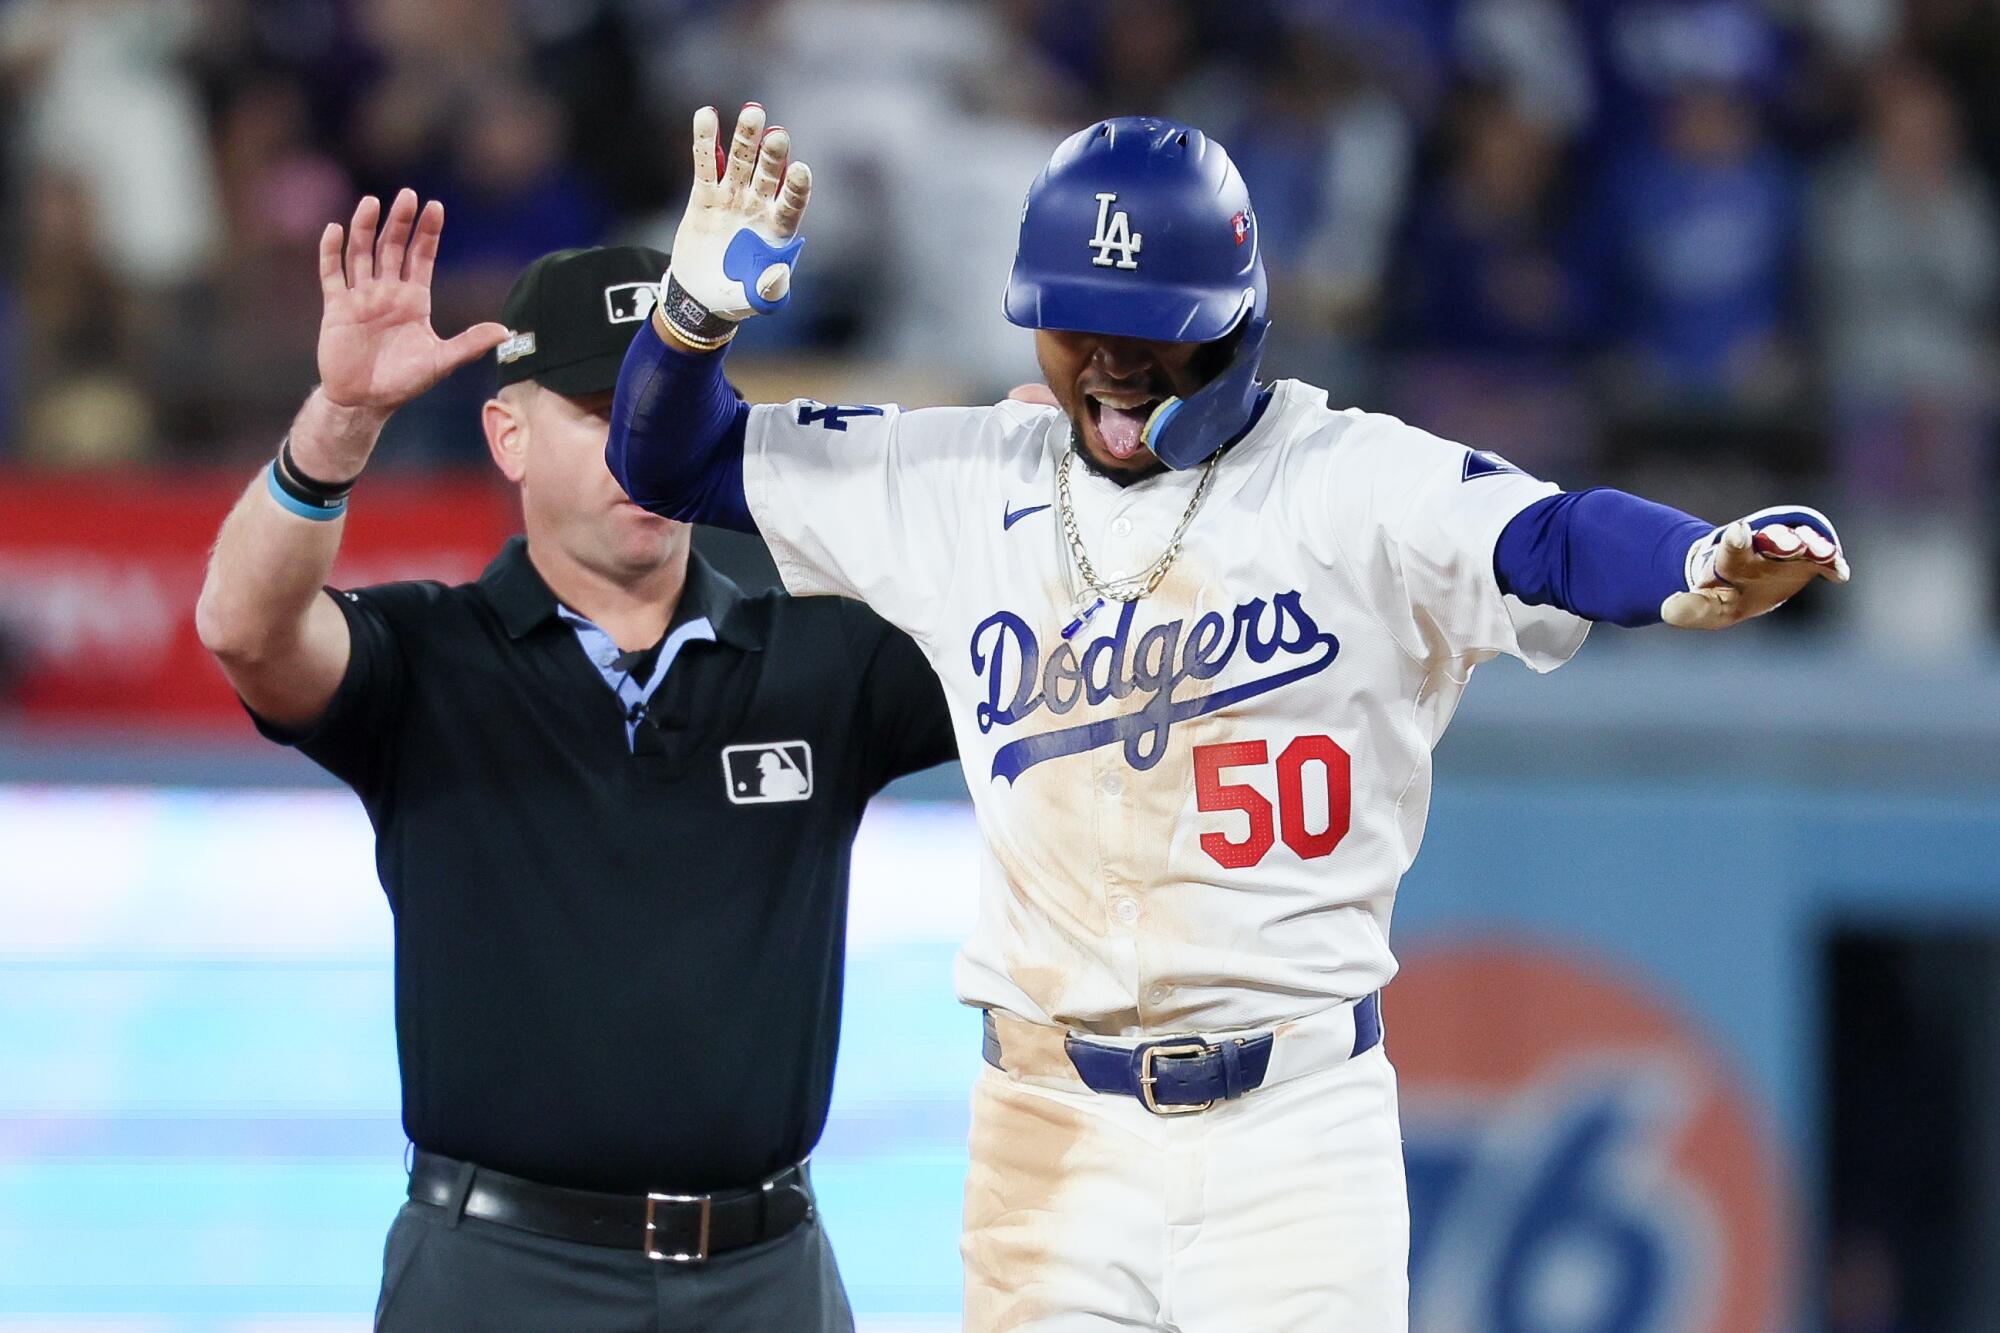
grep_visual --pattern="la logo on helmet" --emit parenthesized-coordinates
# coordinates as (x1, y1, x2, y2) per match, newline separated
(1088, 192, 1142, 269)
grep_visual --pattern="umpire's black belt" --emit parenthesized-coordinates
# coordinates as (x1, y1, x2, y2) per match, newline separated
(407, 1149, 813, 1262)
(983, 991, 1384, 1115)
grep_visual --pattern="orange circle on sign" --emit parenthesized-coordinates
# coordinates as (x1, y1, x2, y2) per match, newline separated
(1392, 940, 1792, 1331)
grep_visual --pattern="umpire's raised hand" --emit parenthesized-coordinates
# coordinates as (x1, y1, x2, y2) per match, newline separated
(197, 189, 504, 734)
(307, 190, 511, 479)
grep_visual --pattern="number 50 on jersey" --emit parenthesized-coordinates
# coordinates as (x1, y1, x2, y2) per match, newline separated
(1194, 734, 1352, 870)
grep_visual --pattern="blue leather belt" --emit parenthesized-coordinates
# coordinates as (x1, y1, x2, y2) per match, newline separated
(982, 992, 1382, 1116)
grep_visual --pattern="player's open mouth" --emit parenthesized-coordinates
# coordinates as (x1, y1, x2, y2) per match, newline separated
(1086, 391, 1165, 462)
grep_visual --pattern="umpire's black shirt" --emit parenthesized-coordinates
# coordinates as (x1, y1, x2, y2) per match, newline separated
(257, 536, 954, 1194)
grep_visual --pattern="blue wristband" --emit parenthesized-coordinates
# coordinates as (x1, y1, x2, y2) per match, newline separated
(266, 460, 347, 522)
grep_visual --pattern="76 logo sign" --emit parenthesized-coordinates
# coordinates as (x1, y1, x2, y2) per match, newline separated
(1193, 735, 1351, 869)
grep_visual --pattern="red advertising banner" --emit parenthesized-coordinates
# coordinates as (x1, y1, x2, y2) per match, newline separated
(0, 469, 519, 727)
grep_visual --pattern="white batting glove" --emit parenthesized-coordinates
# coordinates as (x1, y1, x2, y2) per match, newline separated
(656, 103, 812, 350)
(1660, 506, 1851, 630)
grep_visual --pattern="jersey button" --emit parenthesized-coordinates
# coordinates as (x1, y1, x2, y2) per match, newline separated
(1111, 515, 1133, 537)
(1146, 984, 1169, 1005)
(1112, 896, 1139, 924)
(1101, 773, 1123, 796)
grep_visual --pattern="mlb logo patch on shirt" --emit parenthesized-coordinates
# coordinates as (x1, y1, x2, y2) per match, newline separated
(722, 741, 814, 804)
(1462, 449, 1527, 482)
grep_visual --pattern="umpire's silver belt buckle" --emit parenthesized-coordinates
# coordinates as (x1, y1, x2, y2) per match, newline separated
(1139, 1041, 1218, 1115)
(644, 1191, 712, 1262)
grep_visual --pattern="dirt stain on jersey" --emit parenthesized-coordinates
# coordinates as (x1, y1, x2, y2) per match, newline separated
(981, 573, 1146, 1032)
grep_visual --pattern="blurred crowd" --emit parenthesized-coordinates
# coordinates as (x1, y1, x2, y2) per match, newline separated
(2, 0, 1997, 637)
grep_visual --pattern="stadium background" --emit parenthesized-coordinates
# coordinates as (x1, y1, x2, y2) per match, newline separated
(2, 0, 1997, 1329)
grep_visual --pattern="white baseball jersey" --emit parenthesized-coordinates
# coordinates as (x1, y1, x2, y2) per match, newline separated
(743, 381, 1587, 1035)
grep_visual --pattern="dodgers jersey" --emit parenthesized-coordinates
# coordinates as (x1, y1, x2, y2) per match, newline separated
(743, 381, 1588, 1035)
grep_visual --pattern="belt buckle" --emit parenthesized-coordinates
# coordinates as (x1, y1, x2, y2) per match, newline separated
(1138, 1041, 1216, 1115)
(644, 1192, 711, 1263)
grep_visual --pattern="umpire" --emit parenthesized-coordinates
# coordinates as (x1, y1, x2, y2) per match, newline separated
(194, 189, 954, 1330)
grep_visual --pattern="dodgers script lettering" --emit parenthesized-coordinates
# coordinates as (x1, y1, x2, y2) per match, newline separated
(970, 593, 1340, 783)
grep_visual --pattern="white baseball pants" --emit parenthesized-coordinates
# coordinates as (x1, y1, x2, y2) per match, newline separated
(961, 1036, 1408, 1331)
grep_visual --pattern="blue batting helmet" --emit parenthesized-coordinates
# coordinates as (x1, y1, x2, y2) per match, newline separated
(1003, 116, 1270, 470)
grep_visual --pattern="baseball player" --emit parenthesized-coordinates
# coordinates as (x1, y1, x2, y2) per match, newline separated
(605, 106, 1849, 1331)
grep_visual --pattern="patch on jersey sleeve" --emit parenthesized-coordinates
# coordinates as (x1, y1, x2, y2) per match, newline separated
(1461, 449, 1530, 482)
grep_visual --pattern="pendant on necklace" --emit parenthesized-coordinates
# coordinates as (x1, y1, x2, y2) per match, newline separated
(1061, 594, 1106, 641)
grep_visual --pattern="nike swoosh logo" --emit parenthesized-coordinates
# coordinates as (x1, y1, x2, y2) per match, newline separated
(1002, 502, 1051, 531)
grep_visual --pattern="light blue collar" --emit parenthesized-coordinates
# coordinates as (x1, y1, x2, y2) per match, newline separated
(556, 606, 716, 749)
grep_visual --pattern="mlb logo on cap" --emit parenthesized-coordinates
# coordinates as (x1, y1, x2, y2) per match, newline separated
(721, 741, 814, 805)
(605, 282, 658, 325)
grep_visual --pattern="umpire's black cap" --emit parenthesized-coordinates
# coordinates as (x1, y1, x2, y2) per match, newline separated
(495, 246, 671, 396)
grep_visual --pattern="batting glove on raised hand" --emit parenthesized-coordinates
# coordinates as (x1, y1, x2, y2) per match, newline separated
(1660, 506, 1851, 630)
(656, 103, 811, 350)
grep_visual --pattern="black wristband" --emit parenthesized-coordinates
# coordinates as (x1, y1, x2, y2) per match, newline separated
(660, 274, 737, 349)
(279, 435, 360, 502)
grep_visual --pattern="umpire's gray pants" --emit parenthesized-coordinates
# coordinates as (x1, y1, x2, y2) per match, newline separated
(372, 1195, 855, 1333)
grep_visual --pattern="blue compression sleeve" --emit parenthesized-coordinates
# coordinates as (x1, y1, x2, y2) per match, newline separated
(1493, 488, 1714, 627)
(606, 320, 755, 534)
